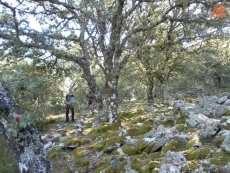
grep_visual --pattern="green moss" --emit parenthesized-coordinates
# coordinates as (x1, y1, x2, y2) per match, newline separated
(121, 145, 137, 155)
(48, 147, 62, 160)
(73, 147, 86, 158)
(162, 119, 174, 127)
(78, 159, 90, 167)
(176, 124, 185, 132)
(149, 151, 164, 160)
(126, 125, 153, 136)
(130, 117, 146, 124)
(186, 148, 211, 160)
(141, 161, 161, 173)
(104, 161, 126, 173)
(127, 127, 138, 136)
(210, 151, 230, 165)
(103, 136, 125, 153)
(143, 142, 155, 154)
(131, 154, 151, 172)
(162, 140, 183, 152)
(185, 136, 199, 149)
(94, 157, 126, 173)
(64, 137, 91, 147)
(35, 117, 59, 132)
(131, 157, 142, 171)
(182, 161, 200, 171)
(110, 121, 121, 131)
(119, 109, 144, 120)
(221, 125, 230, 130)
(0, 133, 20, 173)
(226, 109, 230, 116)
(176, 115, 186, 124)
(94, 158, 111, 173)
(93, 125, 111, 134)
(88, 141, 106, 152)
(214, 135, 225, 146)
(137, 125, 152, 135)
(135, 138, 148, 154)
(119, 111, 137, 119)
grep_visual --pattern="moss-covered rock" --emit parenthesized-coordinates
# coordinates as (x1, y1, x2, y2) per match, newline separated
(176, 115, 186, 124)
(185, 136, 199, 149)
(162, 140, 184, 152)
(64, 137, 91, 147)
(93, 124, 111, 134)
(221, 124, 230, 130)
(94, 156, 126, 173)
(103, 136, 125, 153)
(143, 142, 156, 154)
(127, 126, 138, 136)
(162, 119, 174, 127)
(134, 137, 148, 154)
(214, 135, 226, 146)
(149, 151, 164, 160)
(182, 160, 200, 171)
(210, 151, 230, 165)
(137, 125, 153, 136)
(186, 147, 211, 160)
(88, 140, 106, 152)
(176, 124, 185, 132)
(226, 109, 230, 116)
(121, 144, 137, 155)
(131, 153, 151, 172)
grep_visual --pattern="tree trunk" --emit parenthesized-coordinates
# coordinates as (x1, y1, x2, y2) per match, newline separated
(147, 81, 154, 104)
(213, 76, 221, 94)
(0, 81, 51, 173)
(105, 73, 119, 123)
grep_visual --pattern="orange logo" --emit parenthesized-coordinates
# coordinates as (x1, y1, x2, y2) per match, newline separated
(212, 4, 226, 18)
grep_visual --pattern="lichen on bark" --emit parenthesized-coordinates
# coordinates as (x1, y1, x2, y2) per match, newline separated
(0, 81, 51, 173)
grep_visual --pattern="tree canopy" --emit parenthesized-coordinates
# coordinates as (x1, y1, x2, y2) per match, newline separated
(0, 0, 230, 125)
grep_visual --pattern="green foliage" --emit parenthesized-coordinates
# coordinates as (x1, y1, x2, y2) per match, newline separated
(7, 111, 41, 137)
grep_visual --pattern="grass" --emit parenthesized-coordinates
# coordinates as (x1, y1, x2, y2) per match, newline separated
(0, 133, 20, 173)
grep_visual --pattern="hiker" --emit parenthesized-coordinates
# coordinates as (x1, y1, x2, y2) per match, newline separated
(65, 88, 75, 122)
(86, 89, 95, 114)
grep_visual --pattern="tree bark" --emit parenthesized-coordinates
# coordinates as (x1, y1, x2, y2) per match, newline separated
(0, 81, 51, 173)
(147, 76, 154, 104)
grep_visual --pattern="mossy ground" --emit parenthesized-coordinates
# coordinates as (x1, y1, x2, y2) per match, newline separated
(21, 102, 230, 173)
(0, 133, 20, 173)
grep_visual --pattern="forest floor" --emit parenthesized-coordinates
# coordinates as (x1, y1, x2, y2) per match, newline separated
(40, 102, 143, 173)
(38, 103, 143, 173)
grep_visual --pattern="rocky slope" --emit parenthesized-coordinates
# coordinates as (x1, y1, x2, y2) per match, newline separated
(40, 93, 230, 173)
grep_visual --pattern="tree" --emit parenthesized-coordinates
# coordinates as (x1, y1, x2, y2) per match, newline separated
(0, 81, 51, 173)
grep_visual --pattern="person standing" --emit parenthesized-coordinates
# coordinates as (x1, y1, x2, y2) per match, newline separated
(65, 88, 75, 122)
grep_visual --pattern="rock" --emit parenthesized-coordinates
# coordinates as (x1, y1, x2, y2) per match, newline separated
(217, 96, 228, 104)
(0, 81, 51, 173)
(221, 132, 230, 154)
